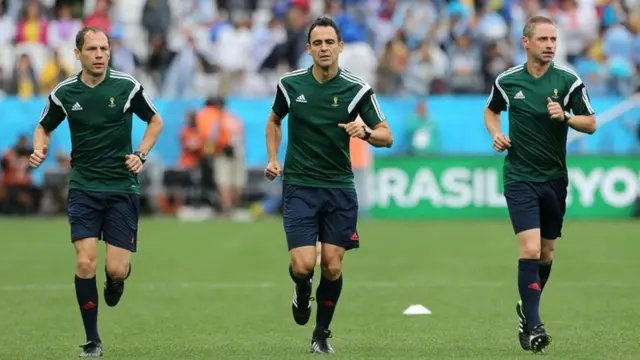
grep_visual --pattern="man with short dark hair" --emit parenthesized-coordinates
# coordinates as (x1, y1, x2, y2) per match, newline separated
(484, 16, 596, 353)
(264, 16, 393, 354)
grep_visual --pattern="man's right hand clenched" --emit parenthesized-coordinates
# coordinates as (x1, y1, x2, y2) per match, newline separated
(264, 160, 282, 181)
(492, 133, 511, 152)
(29, 147, 47, 168)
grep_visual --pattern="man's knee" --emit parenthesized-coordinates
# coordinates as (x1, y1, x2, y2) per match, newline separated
(320, 259, 342, 280)
(74, 238, 98, 277)
(540, 238, 556, 263)
(319, 243, 345, 280)
(106, 245, 131, 281)
(517, 229, 541, 259)
(106, 262, 130, 281)
(76, 256, 97, 277)
(290, 246, 317, 276)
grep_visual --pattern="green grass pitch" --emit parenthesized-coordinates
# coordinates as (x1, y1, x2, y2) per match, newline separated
(0, 217, 638, 359)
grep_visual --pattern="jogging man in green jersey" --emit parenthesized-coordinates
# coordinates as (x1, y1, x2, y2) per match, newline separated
(29, 26, 163, 357)
(484, 16, 596, 353)
(264, 17, 393, 354)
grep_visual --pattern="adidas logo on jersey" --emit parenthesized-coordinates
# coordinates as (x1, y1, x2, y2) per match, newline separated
(514, 91, 525, 100)
(71, 102, 83, 111)
(295, 94, 307, 103)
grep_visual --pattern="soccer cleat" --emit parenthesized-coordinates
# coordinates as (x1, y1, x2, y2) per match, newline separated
(291, 279, 314, 325)
(104, 266, 131, 307)
(529, 324, 552, 353)
(516, 300, 531, 350)
(104, 278, 125, 307)
(310, 328, 335, 354)
(79, 340, 102, 357)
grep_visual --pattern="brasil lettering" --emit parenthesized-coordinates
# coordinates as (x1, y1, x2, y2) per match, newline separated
(371, 156, 640, 219)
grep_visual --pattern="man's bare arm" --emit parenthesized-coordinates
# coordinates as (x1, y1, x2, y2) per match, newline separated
(567, 114, 596, 134)
(266, 111, 283, 162)
(33, 124, 52, 151)
(483, 107, 502, 138)
(367, 122, 393, 148)
(137, 114, 164, 153)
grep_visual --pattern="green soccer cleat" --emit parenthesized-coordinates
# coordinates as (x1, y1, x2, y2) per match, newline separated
(516, 300, 531, 350)
(79, 340, 102, 357)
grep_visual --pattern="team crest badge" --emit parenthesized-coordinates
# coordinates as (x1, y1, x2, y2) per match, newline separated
(332, 96, 339, 107)
(109, 97, 116, 107)
(552, 89, 560, 101)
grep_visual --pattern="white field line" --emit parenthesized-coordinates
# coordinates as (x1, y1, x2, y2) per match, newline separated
(0, 281, 637, 292)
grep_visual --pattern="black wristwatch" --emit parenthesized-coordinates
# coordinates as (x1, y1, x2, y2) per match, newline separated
(361, 126, 372, 140)
(134, 151, 147, 163)
(562, 111, 571, 123)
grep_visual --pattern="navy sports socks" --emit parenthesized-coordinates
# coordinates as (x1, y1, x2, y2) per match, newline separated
(518, 259, 542, 330)
(289, 264, 313, 294)
(315, 274, 343, 331)
(539, 261, 553, 291)
(74, 275, 100, 342)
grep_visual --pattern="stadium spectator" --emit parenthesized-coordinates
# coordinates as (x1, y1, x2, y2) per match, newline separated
(39, 48, 72, 94)
(108, 27, 135, 75)
(447, 30, 484, 93)
(162, 35, 200, 98)
(0, 134, 40, 214)
(0, 0, 636, 99)
(83, 0, 111, 33)
(146, 35, 174, 91)
(47, 3, 82, 49)
(215, 11, 254, 96)
(0, 0, 16, 45)
(16, 0, 48, 45)
(405, 99, 440, 155)
(9, 53, 38, 98)
(196, 96, 246, 215)
(141, 0, 171, 42)
(179, 111, 206, 170)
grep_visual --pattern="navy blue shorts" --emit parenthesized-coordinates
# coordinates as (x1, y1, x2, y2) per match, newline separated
(504, 178, 568, 240)
(282, 184, 359, 251)
(67, 189, 140, 252)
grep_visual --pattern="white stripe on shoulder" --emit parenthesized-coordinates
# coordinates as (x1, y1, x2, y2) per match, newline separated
(370, 93, 385, 121)
(497, 64, 524, 79)
(276, 70, 306, 108)
(554, 65, 584, 106)
(276, 79, 290, 107)
(50, 77, 77, 115)
(110, 73, 142, 113)
(110, 70, 137, 79)
(340, 71, 374, 113)
(493, 65, 523, 106)
(39, 101, 50, 123)
(280, 68, 308, 79)
(553, 64, 579, 78)
(340, 70, 366, 85)
(110, 73, 140, 86)
(51, 76, 77, 95)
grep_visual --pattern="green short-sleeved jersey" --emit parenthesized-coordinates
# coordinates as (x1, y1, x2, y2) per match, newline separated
(272, 67, 385, 188)
(39, 68, 158, 194)
(486, 62, 596, 185)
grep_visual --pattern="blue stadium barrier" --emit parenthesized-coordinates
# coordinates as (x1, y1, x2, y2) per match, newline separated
(0, 95, 634, 184)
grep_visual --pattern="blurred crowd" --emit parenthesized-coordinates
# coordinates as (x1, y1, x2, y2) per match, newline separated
(0, 0, 638, 100)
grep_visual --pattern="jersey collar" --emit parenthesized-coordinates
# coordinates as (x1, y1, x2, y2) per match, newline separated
(523, 61, 553, 80)
(308, 65, 342, 84)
